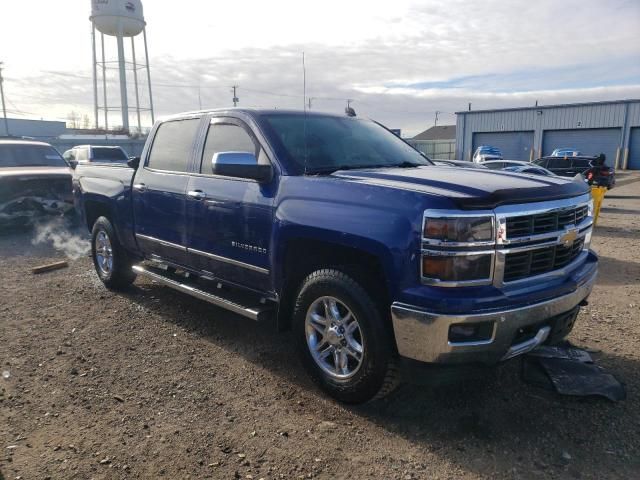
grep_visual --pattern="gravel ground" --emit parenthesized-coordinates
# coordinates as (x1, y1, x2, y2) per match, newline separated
(1, 178, 639, 480)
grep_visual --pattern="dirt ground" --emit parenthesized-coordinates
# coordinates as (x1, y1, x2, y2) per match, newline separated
(1, 177, 639, 480)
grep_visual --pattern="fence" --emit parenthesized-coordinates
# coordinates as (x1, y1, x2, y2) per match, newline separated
(405, 139, 456, 160)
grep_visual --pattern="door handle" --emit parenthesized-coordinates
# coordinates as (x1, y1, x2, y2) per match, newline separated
(187, 190, 207, 200)
(133, 183, 147, 192)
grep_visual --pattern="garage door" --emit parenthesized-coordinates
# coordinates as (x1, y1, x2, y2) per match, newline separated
(542, 128, 621, 165)
(472, 131, 534, 161)
(628, 127, 640, 170)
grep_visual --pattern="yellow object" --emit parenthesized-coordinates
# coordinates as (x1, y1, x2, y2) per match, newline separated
(591, 186, 606, 226)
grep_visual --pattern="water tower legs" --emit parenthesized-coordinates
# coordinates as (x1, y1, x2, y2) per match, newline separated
(101, 33, 108, 130)
(131, 37, 142, 133)
(143, 28, 155, 124)
(91, 24, 99, 129)
(116, 31, 130, 132)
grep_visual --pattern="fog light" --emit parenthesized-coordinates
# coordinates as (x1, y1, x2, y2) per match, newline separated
(449, 321, 494, 343)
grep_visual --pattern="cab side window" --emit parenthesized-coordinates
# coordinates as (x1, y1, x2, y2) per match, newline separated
(533, 158, 547, 168)
(547, 157, 568, 169)
(200, 123, 261, 174)
(147, 118, 200, 172)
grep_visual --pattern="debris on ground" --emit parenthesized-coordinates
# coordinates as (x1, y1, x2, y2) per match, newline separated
(31, 260, 69, 274)
(522, 344, 626, 401)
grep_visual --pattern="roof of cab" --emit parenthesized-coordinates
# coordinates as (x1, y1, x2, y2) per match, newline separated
(158, 108, 350, 123)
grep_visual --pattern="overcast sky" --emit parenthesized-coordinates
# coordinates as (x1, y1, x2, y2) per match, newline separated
(1, 0, 639, 135)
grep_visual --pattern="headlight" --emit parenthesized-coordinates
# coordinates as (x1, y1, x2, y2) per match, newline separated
(422, 252, 493, 283)
(423, 216, 494, 243)
(587, 199, 594, 217)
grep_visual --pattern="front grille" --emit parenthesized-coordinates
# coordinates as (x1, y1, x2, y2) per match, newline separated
(506, 205, 588, 239)
(504, 238, 585, 282)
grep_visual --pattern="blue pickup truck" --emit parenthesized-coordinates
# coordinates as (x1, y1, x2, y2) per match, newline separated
(73, 109, 597, 403)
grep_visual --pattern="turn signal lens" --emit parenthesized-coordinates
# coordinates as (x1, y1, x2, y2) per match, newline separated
(422, 254, 492, 282)
(424, 216, 493, 243)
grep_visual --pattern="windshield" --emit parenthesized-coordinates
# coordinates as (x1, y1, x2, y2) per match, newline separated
(478, 146, 501, 155)
(92, 147, 128, 162)
(0, 144, 67, 168)
(261, 114, 431, 174)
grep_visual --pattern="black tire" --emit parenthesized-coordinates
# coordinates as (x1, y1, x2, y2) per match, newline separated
(91, 216, 136, 290)
(293, 268, 399, 404)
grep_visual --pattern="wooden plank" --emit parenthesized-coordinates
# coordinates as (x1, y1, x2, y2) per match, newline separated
(31, 261, 69, 274)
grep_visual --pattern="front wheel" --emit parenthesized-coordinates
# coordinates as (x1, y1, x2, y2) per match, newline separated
(91, 216, 136, 290)
(293, 269, 398, 403)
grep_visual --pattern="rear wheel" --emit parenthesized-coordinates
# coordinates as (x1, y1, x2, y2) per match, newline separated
(293, 268, 398, 403)
(91, 216, 136, 290)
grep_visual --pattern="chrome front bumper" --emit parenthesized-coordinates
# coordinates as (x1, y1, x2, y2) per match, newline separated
(391, 268, 597, 365)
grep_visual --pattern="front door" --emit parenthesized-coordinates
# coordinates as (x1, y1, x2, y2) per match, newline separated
(132, 117, 202, 266)
(185, 117, 275, 292)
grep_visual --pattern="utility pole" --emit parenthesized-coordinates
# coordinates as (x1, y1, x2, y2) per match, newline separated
(308, 97, 312, 109)
(0, 62, 9, 137)
(231, 85, 239, 107)
(434, 110, 440, 127)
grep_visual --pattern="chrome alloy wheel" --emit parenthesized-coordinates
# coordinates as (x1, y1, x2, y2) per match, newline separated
(305, 296, 364, 380)
(95, 230, 113, 276)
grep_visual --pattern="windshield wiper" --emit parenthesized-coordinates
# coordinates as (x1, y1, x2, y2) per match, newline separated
(307, 161, 423, 175)
(389, 161, 421, 168)
(306, 164, 378, 175)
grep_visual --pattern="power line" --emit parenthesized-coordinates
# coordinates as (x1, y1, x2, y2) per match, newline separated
(0, 62, 10, 136)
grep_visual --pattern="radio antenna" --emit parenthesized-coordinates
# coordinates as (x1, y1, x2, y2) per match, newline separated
(303, 51, 308, 174)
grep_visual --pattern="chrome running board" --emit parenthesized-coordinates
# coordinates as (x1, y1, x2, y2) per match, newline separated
(132, 265, 271, 321)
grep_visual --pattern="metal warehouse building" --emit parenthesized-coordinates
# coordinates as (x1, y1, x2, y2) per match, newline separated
(455, 99, 640, 170)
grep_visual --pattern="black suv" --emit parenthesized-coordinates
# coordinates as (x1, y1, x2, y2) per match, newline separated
(533, 155, 615, 188)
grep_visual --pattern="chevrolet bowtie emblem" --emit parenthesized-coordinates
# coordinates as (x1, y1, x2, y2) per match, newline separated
(559, 228, 578, 248)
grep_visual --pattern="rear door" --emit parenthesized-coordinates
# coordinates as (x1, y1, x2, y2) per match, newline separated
(185, 116, 275, 292)
(132, 117, 202, 266)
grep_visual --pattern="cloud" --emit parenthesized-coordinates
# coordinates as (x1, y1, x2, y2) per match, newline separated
(3, 0, 639, 135)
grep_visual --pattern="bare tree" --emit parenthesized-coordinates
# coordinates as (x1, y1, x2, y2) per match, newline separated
(66, 111, 80, 129)
(81, 114, 91, 129)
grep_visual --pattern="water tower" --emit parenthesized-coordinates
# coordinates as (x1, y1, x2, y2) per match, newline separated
(90, 0, 154, 132)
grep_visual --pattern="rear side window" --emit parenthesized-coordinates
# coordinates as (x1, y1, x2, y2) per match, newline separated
(76, 148, 89, 161)
(571, 159, 591, 168)
(547, 157, 569, 169)
(93, 147, 128, 162)
(147, 118, 200, 172)
(533, 158, 548, 167)
(483, 162, 503, 170)
(200, 123, 258, 174)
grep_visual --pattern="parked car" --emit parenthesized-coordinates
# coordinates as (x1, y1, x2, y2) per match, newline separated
(551, 148, 582, 157)
(503, 165, 554, 176)
(0, 139, 73, 227)
(73, 109, 597, 403)
(472, 145, 503, 163)
(63, 145, 129, 167)
(482, 160, 532, 170)
(432, 159, 487, 168)
(534, 155, 615, 188)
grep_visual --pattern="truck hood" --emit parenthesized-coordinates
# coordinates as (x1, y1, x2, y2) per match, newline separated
(332, 166, 589, 209)
(0, 166, 71, 179)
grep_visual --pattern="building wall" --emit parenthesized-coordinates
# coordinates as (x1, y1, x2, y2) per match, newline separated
(456, 100, 640, 169)
(1, 118, 67, 138)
